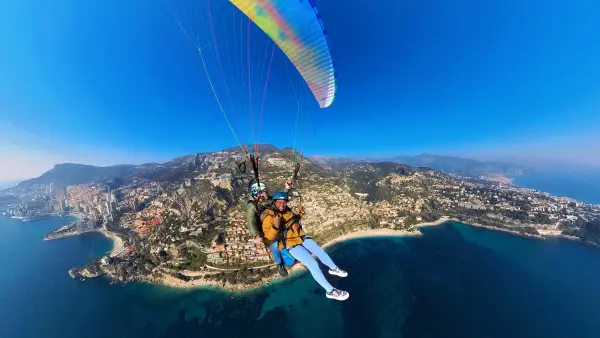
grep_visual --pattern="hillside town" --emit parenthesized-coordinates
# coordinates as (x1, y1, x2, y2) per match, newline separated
(1, 148, 599, 288)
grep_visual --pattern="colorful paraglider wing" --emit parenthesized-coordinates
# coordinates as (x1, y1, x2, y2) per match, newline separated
(230, 0, 336, 108)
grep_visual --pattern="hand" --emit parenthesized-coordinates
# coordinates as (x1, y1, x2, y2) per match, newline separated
(253, 236, 263, 244)
(285, 180, 292, 190)
(297, 204, 305, 214)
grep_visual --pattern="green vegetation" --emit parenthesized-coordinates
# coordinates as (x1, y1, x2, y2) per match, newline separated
(404, 214, 418, 226)
(201, 266, 277, 285)
(312, 219, 366, 244)
(183, 248, 207, 270)
(562, 219, 600, 245)
(504, 210, 529, 221)
(531, 213, 552, 225)
(368, 209, 380, 229)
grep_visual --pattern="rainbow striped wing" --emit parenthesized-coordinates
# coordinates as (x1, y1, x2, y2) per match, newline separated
(230, 0, 337, 108)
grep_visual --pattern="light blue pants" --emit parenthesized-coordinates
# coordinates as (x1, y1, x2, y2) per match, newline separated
(288, 238, 338, 292)
(269, 241, 282, 265)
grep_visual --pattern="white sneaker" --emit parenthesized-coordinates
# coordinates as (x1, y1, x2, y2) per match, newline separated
(328, 267, 348, 277)
(326, 288, 349, 301)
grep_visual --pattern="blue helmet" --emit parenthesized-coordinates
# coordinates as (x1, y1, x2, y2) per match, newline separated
(272, 191, 289, 201)
(250, 182, 268, 197)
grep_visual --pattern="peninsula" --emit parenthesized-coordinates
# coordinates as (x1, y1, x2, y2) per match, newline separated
(2, 146, 599, 291)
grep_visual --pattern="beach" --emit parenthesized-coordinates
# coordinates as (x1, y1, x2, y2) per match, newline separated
(100, 216, 587, 292)
(321, 217, 453, 249)
(68, 212, 83, 221)
(98, 227, 125, 257)
(5, 209, 600, 338)
(157, 217, 454, 291)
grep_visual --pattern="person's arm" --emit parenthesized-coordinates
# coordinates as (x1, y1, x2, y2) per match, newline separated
(296, 204, 305, 218)
(261, 212, 280, 243)
(245, 202, 260, 237)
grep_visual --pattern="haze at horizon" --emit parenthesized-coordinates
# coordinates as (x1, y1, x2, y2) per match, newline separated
(1, 0, 600, 181)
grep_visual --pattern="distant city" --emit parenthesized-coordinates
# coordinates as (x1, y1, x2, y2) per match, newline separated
(1, 147, 599, 289)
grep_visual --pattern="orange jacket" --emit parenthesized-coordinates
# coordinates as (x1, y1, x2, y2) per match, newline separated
(261, 207, 305, 250)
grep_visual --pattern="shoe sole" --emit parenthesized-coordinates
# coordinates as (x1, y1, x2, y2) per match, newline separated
(328, 271, 348, 278)
(326, 292, 350, 301)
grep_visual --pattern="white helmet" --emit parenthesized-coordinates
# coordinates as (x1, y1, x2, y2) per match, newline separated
(250, 182, 268, 197)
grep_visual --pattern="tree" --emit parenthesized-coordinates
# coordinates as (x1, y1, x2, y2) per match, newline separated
(532, 213, 552, 225)
(184, 248, 207, 270)
(215, 232, 225, 245)
(227, 273, 237, 285)
(405, 214, 417, 225)
(367, 209, 379, 229)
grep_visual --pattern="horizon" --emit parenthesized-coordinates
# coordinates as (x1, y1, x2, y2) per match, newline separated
(2, 143, 600, 186)
(2, 0, 600, 182)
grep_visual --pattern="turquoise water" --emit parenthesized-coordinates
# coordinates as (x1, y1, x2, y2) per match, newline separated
(1, 216, 600, 338)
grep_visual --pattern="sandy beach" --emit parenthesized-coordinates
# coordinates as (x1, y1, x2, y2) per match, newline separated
(156, 271, 295, 292)
(68, 212, 84, 221)
(98, 228, 125, 257)
(322, 228, 418, 249)
(321, 217, 454, 249)
(156, 263, 310, 293)
(536, 229, 563, 236)
(156, 217, 454, 291)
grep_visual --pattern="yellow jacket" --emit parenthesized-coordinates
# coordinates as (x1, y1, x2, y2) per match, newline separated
(261, 207, 305, 250)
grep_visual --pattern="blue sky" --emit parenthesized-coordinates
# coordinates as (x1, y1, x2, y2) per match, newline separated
(1, 0, 600, 181)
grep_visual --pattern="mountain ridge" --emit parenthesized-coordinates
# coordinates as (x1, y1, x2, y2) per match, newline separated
(309, 153, 529, 178)
(4, 143, 600, 289)
(3, 149, 529, 196)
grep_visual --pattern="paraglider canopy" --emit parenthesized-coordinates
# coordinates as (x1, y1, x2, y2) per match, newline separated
(230, 0, 337, 108)
(169, 0, 337, 186)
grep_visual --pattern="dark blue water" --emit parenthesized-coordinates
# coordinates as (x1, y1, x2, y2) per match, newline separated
(2, 216, 600, 338)
(514, 171, 600, 205)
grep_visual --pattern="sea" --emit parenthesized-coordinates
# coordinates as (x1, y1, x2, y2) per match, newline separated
(514, 171, 600, 205)
(1, 215, 600, 338)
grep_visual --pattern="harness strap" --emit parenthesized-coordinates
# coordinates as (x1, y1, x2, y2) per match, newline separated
(249, 154, 261, 189)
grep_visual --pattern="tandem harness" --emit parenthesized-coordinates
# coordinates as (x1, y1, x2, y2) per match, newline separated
(271, 208, 306, 267)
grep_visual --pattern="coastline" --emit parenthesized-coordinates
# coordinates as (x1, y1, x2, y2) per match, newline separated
(459, 220, 600, 249)
(69, 215, 599, 293)
(320, 216, 453, 250)
(154, 217, 454, 292)
(97, 227, 125, 257)
(461, 221, 546, 240)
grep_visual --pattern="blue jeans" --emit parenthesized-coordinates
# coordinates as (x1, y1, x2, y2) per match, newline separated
(269, 241, 282, 265)
(288, 238, 338, 293)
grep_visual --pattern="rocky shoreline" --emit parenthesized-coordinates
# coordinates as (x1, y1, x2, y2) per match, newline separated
(63, 217, 493, 291)
(66, 219, 450, 288)
(67, 216, 599, 291)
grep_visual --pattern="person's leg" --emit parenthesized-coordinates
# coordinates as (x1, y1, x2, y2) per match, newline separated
(300, 238, 337, 269)
(288, 244, 334, 293)
(269, 241, 288, 277)
(302, 238, 348, 277)
(268, 241, 282, 265)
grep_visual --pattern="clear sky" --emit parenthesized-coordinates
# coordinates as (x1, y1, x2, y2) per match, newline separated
(1, 0, 600, 181)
